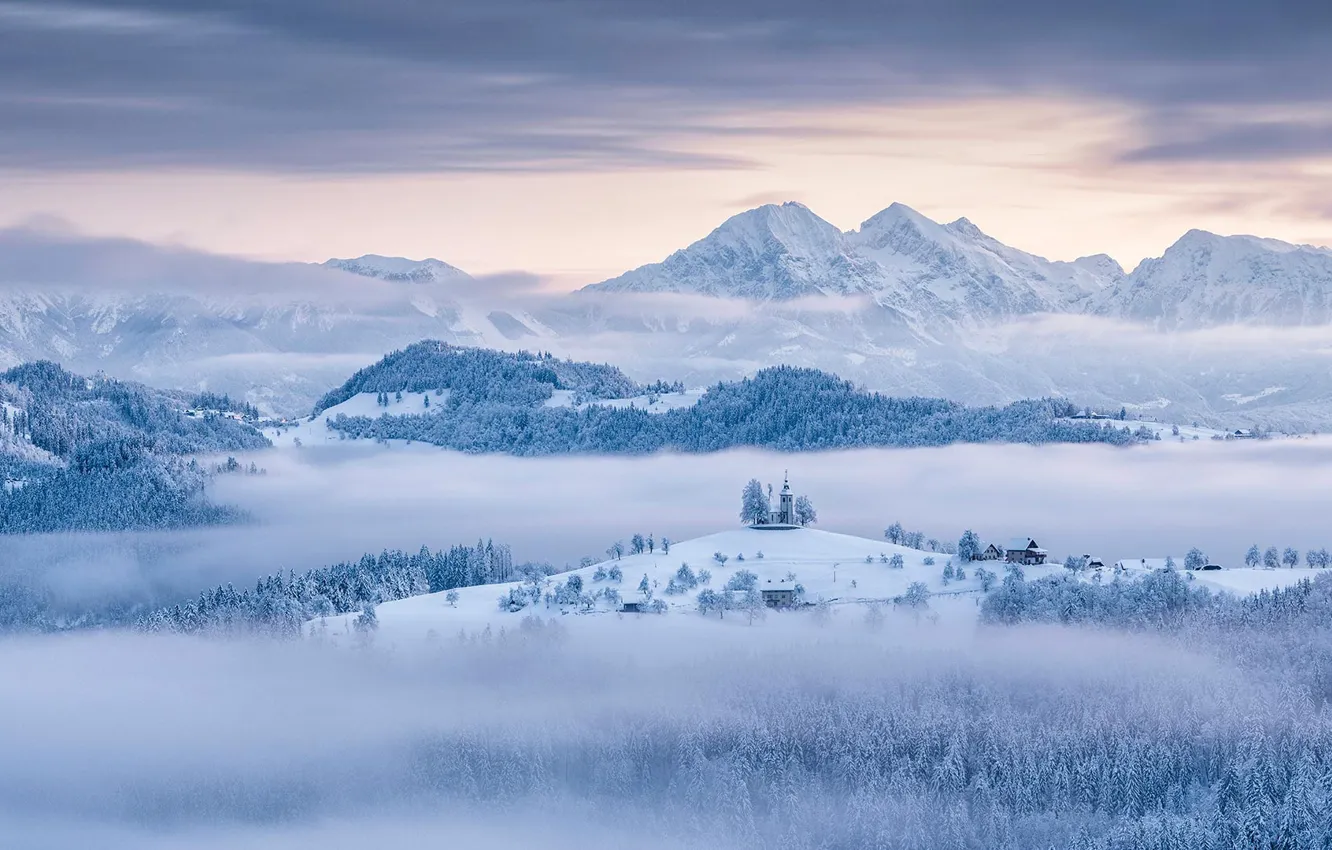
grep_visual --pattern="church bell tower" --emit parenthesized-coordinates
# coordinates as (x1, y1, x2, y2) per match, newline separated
(779, 472, 794, 525)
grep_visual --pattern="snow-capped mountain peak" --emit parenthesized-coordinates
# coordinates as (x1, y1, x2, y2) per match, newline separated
(587, 201, 883, 299)
(1095, 230, 1332, 327)
(587, 200, 1118, 324)
(323, 254, 473, 285)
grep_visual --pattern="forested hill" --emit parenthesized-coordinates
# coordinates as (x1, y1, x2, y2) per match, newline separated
(313, 340, 651, 414)
(0, 361, 269, 533)
(327, 363, 1135, 453)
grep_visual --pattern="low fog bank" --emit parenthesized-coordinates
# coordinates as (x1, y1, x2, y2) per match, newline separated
(6, 439, 1332, 616)
(0, 619, 1326, 849)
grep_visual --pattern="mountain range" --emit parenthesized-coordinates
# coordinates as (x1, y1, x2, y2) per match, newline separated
(1, 204, 1331, 427)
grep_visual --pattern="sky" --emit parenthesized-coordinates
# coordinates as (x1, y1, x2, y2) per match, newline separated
(2, 1, 1332, 283)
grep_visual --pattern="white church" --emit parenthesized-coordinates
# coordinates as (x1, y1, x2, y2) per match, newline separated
(749, 473, 806, 530)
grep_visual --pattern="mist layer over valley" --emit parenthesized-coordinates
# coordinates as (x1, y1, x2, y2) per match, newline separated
(7, 440, 1332, 621)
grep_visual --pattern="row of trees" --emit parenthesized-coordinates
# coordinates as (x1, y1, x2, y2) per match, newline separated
(885, 521, 951, 552)
(1244, 544, 1331, 569)
(604, 533, 670, 559)
(138, 541, 517, 637)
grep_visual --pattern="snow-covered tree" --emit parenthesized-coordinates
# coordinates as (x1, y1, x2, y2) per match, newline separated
(1184, 548, 1206, 571)
(903, 582, 931, 609)
(1164, 555, 1176, 570)
(714, 551, 729, 566)
(445, 589, 459, 607)
(1263, 546, 1280, 570)
(1245, 545, 1261, 568)
(607, 565, 623, 582)
(794, 495, 817, 526)
(1283, 547, 1299, 569)
(696, 588, 725, 619)
(631, 534, 646, 555)
(740, 478, 770, 525)
(637, 574, 651, 600)
(661, 537, 671, 554)
(957, 530, 982, 562)
(608, 541, 625, 560)
(742, 589, 765, 625)
(725, 569, 758, 591)
(975, 567, 997, 591)
(353, 605, 379, 643)
(1064, 554, 1086, 573)
(647, 534, 655, 554)
(889, 554, 904, 570)
(885, 522, 904, 544)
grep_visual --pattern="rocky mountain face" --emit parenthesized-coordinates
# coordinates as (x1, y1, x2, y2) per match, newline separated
(1091, 230, 1332, 328)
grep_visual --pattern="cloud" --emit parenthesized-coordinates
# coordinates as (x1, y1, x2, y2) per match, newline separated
(0, 222, 442, 306)
(2, 0, 1332, 172)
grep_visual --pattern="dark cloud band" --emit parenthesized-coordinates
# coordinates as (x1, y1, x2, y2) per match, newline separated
(2, 0, 1331, 171)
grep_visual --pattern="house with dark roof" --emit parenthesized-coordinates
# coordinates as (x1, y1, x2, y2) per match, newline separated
(1004, 538, 1048, 565)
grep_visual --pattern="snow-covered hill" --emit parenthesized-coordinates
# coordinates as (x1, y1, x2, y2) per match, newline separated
(310, 527, 994, 642)
(307, 526, 1321, 645)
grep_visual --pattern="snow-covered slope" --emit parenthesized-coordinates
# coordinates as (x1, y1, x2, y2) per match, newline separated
(307, 525, 1322, 646)
(0, 230, 551, 415)
(588, 201, 1122, 328)
(1093, 230, 1332, 328)
(310, 527, 997, 642)
(589, 203, 884, 299)
(323, 254, 472, 285)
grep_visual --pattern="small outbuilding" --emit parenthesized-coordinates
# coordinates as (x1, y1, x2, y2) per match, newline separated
(621, 600, 646, 613)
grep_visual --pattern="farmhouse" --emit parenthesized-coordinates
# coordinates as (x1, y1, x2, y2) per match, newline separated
(760, 579, 798, 609)
(977, 543, 1004, 561)
(1005, 538, 1048, 565)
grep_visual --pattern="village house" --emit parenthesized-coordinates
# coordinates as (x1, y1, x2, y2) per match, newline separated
(977, 543, 1004, 561)
(760, 578, 797, 609)
(1005, 538, 1048, 565)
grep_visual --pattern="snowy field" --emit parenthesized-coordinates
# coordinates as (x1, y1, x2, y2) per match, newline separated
(309, 527, 1010, 644)
(308, 526, 1322, 648)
